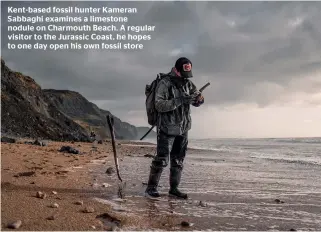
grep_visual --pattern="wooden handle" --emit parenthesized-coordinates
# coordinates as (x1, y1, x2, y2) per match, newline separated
(106, 115, 122, 182)
(199, 82, 210, 92)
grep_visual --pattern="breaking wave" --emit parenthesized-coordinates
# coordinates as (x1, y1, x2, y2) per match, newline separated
(250, 154, 321, 166)
(267, 137, 321, 144)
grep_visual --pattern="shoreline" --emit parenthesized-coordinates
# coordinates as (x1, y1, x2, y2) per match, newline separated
(2, 138, 321, 231)
(0, 138, 190, 231)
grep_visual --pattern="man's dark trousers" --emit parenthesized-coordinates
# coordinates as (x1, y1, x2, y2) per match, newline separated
(147, 130, 188, 191)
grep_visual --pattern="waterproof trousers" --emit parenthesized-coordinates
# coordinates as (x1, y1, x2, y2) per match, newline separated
(146, 130, 188, 190)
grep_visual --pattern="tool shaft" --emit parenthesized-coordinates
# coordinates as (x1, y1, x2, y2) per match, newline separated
(106, 115, 122, 182)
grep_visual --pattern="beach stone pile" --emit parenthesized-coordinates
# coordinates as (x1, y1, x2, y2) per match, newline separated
(1, 136, 16, 143)
(24, 139, 47, 146)
(59, 146, 79, 154)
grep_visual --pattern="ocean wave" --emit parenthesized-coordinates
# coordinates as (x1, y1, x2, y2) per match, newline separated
(250, 155, 321, 166)
(268, 137, 321, 144)
(187, 144, 244, 153)
(141, 138, 241, 153)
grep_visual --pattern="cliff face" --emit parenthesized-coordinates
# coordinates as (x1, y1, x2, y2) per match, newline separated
(1, 59, 90, 141)
(1, 58, 155, 141)
(43, 89, 156, 140)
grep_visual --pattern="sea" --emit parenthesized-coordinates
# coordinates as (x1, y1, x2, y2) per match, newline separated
(144, 137, 321, 166)
(92, 137, 321, 230)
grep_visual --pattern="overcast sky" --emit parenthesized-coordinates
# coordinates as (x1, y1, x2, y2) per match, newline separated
(1, 1, 321, 139)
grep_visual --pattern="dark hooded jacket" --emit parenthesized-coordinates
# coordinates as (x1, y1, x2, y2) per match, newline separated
(155, 68, 201, 136)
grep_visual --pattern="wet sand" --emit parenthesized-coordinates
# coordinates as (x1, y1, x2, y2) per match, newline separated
(1, 139, 321, 231)
(1, 139, 173, 231)
(92, 144, 321, 231)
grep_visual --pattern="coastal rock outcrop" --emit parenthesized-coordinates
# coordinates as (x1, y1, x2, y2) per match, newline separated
(1, 58, 155, 141)
(1, 58, 90, 142)
(43, 89, 156, 140)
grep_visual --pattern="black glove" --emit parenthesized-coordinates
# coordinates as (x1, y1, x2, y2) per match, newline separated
(190, 91, 202, 104)
(180, 92, 194, 105)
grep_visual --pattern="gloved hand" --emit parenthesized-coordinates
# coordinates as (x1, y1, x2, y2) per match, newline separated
(192, 93, 204, 106)
(190, 90, 201, 99)
(180, 92, 194, 105)
(190, 91, 200, 103)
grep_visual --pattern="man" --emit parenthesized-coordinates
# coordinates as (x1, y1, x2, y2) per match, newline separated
(145, 57, 204, 199)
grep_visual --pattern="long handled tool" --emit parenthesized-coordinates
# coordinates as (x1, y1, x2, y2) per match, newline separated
(106, 115, 126, 198)
(106, 115, 122, 182)
(140, 82, 211, 141)
(140, 125, 155, 141)
(199, 82, 210, 92)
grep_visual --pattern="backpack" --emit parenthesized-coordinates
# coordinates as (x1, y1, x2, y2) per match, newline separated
(145, 73, 167, 126)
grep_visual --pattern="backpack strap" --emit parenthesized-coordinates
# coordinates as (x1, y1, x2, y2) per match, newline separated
(154, 72, 172, 136)
(155, 73, 167, 137)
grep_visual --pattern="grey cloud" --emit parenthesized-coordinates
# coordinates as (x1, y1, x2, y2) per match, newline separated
(1, 1, 321, 122)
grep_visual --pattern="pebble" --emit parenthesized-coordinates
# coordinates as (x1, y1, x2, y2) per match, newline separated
(51, 203, 59, 208)
(36, 191, 46, 199)
(198, 201, 207, 207)
(106, 167, 115, 175)
(181, 221, 191, 227)
(59, 146, 79, 154)
(15, 171, 35, 177)
(75, 201, 84, 205)
(83, 207, 95, 213)
(7, 220, 22, 229)
(102, 183, 111, 188)
(274, 199, 285, 204)
(91, 226, 96, 229)
(47, 215, 56, 220)
(52, 191, 58, 195)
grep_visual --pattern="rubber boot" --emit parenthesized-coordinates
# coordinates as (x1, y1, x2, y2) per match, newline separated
(145, 166, 163, 198)
(169, 168, 188, 199)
